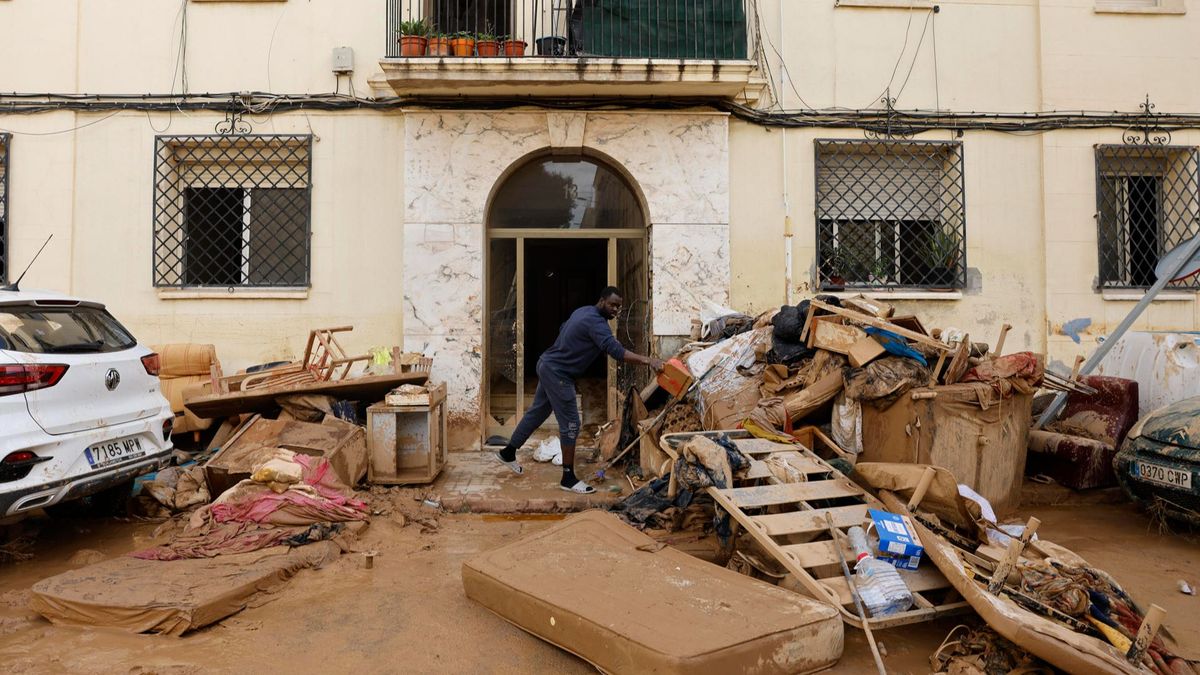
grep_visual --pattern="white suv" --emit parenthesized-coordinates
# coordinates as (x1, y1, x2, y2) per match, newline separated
(0, 290, 174, 517)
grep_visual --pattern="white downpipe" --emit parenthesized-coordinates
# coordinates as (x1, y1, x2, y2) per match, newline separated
(780, 0, 793, 306)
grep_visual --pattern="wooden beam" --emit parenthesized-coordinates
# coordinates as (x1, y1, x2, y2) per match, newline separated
(809, 300, 954, 352)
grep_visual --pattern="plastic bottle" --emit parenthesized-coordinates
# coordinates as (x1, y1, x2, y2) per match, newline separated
(847, 526, 913, 617)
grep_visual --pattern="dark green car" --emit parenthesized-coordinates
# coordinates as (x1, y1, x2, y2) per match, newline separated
(1115, 397, 1200, 527)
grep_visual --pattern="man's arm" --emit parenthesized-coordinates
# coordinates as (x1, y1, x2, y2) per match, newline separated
(590, 314, 663, 371)
(623, 350, 665, 372)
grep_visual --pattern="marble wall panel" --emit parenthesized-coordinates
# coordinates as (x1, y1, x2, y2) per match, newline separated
(402, 223, 483, 335)
(652, 223, 732, 335)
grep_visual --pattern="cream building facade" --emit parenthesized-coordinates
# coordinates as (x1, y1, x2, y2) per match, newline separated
(2, 0, 1198, 446)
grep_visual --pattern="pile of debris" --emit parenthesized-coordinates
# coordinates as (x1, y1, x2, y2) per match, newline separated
(572, 295, 1195, 674)
(26, 326, 445, 636)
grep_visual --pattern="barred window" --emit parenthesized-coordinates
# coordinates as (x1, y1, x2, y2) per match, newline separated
(0, 133, 9, 283)
(815, 140, 966, 290)
(1096, 145, 1199, 289)
(153, 135, 312, 288)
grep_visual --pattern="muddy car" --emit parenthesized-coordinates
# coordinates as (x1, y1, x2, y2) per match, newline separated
(0, 290, 174, 517)
(1114, 396, 1200, 526)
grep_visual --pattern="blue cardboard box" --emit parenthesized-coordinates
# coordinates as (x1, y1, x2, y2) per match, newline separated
(868, 509, 923, 569)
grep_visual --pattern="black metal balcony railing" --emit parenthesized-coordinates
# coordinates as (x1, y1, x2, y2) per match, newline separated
(385, 0, 751, 60)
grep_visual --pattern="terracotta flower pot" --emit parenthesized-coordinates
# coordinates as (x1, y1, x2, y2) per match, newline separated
(399, 36, 428, 57)
(476, 40, 501, 57)
(427, 37, 453, 56)
(501, 40, 527, 56)
(451, 37, 476, 57)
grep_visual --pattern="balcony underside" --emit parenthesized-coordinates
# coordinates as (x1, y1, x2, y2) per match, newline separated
(375, 57, 762, 101)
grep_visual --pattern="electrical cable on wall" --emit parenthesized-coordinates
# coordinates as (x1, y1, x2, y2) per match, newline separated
(4, 91, 1200, 137)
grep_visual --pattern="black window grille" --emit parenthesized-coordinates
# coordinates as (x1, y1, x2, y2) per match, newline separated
(815, 140, 966, 290)
(1095, 144, 1200, 290)
(0, 133, 9, 283)
(153, 135, 312, 288)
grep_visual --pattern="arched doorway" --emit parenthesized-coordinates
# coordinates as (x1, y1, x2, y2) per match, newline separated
(484, 154, 650, 439)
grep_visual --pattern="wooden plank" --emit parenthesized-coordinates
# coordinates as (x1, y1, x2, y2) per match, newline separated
(781, 539, 854, 569)
(810, 318, 868, 355)
(185, 371, 429, 419)
(735, 437, 802, 456)
(723, 480, 862, 508)
(848, 337, 887, 368)
(818, 565, 953, 606)
(809, 300, 953, 352)
(751, 505, 870, 537)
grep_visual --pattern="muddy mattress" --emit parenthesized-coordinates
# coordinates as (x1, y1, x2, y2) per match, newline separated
(462, 510, 842, 675)
(29, 542, 340, 636)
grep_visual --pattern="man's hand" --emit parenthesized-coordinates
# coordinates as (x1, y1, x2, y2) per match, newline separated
(648, 357, 665, 373)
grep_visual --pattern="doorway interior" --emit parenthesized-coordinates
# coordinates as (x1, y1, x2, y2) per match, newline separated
(484, 155, 650, 441)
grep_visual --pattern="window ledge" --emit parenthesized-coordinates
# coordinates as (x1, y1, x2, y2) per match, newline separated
(825, 289, 963, 301)
(1101, 289, 1195, 302)
(836, 0, 934, 8)
(1095, 1, 1186, 15)
(157, 288, 309, 300)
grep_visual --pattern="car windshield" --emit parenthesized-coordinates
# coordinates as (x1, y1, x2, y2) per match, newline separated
(0, 304, 136, 354)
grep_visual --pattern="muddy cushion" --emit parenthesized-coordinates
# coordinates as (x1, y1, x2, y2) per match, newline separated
(462, 510, 842, 675)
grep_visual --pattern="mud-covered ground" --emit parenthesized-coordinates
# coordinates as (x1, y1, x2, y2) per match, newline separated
(0, 499, 1196, 674)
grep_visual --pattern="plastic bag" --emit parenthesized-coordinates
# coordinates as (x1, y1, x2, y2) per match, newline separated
(532, 437, 563, 465)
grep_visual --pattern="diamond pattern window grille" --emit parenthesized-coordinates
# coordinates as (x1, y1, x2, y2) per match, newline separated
(153, 135, 313, 288)
(1095, 144, 1200, 290)
(815, 140, 966, 290)
(0, 133, 9, 283)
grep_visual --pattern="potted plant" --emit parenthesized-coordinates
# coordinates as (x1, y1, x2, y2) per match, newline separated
(428, 31, 453, 56)
(476, 24, 501, 57)
(920, 228, 962, 287)
(823, 249, 847, 290)
(450, 31, 477, 57)
(500, 35, 528, 57)
(397, 19, 430, 57)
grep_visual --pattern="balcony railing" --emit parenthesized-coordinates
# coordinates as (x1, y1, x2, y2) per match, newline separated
(384, 0, 752, 60)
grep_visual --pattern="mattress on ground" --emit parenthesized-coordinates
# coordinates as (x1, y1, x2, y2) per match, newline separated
(29, 542, 340, 636)
(463, 510, 843, 675)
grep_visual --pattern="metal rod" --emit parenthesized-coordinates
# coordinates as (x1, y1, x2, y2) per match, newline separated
(1036, 231, 1200, 428)
(826, 513, 888, 675)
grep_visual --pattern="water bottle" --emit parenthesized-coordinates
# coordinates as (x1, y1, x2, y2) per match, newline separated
(847, 526, 913, 617)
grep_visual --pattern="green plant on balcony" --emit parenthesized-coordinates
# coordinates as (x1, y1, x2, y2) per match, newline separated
(476, 22, 501, 57)
(397, 19, 430, 56)
(451, 31, 477, 57)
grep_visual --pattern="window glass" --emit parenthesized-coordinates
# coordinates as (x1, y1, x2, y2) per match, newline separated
(490, 157, 642, 229)
(0, 305, 135, 354)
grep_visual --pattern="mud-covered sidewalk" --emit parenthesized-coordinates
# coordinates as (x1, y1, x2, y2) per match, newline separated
(1, 498, 1196, 674)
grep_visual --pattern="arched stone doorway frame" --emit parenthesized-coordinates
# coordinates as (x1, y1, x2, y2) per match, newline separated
(481, 148, 652, 439)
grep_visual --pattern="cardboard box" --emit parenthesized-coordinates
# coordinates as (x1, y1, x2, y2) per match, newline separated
(877, 553, 922, 571)
(868, 508, 924, 566)
(657, 358, 693, 398)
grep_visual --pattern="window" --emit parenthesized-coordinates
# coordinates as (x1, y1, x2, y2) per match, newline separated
(1095, 145, 1200, 289)
(0, 133, 8, 283)
(1095, 0, 1185, 14)
(815, 140, 966, 290)
(153, 135, 312, 288)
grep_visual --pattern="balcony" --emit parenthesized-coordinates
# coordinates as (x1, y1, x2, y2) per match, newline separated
(377, 0, 761, 100)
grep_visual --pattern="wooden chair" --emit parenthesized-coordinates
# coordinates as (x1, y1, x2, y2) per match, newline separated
(240, 326, 370, 392)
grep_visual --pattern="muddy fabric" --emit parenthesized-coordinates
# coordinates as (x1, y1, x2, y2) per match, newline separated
(276, 394, 337, 423)
(31, 543, 340, 635)
(463, 511, 843, 675)
(748, 368, 844, 434)
(843, 356, 930, 407)
(961, 352, 1044, 398)
(143, 465, 211, 512)
(687, 328, 770, 430)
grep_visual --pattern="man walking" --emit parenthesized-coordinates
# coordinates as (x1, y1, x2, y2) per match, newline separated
(495, 286, 663, 493)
